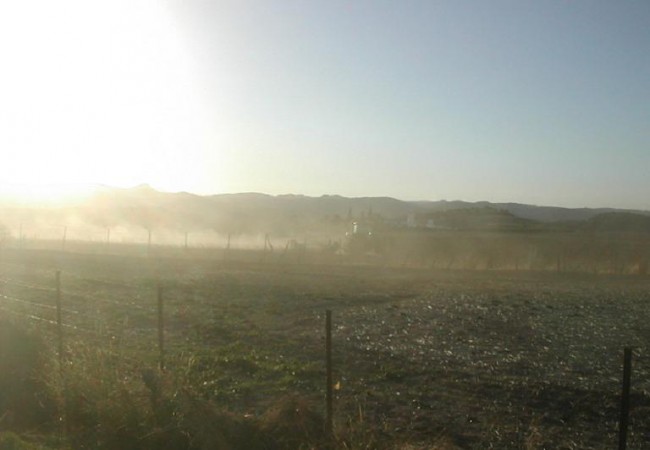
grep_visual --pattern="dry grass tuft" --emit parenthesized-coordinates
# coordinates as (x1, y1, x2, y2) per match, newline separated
(0, 319, 56, 431)
(259, 396, 326, 449)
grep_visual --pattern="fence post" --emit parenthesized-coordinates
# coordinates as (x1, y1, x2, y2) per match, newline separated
(55, 270, 69, 439)
(618, 347, 632, 450)
(61, 226, 67, 252)
(157, 283, 165, 371)
(325, 309, 333, 437)
(55, 271, 63, 370)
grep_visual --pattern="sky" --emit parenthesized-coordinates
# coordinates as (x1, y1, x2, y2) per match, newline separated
(0, 0, 648, 209)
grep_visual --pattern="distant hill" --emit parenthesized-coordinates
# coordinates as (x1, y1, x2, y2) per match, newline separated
(413, 207, 537, 231)
(412, 200, 650, 223)
(580, 212, 650, 233)
(1, 186, 649, 238)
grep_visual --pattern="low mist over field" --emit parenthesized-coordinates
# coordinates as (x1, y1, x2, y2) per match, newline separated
(2, 184, 650, 244)
(1, 185, 649, 275)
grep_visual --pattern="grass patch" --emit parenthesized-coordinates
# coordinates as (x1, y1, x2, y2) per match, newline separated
(0, 319, 56, 431)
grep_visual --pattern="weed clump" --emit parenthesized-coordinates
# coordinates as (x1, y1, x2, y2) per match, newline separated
(0, 319, 56, 431)
(0, 431, 51, 450)
(259, 396, 326, 449)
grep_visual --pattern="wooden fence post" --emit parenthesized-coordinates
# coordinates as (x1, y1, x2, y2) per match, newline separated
(325, 309, 333, 437)
(55, 270, 69, 438)
(157, 283, 165, 371)
(61, 226, 67, 252)
(618, 347, 632, 450)
(55, 271, 63, 370)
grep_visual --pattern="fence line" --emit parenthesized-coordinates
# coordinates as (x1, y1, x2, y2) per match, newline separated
(2, 276, 155, 313)
(0, 264, 648, 448)
(0, 304, 92, 333)
(0, 293, 85, 316)
(60, 272, 140, 289)
(59, 290, 156, 313)
(0, 278, 56, 293)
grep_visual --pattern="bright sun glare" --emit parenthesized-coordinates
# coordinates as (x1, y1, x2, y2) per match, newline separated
(0, 0, 212, 203)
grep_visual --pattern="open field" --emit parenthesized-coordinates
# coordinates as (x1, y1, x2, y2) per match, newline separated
(1, 246, 649, 448)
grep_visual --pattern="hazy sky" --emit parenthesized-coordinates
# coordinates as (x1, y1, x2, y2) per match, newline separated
(1, 1, 649, 209)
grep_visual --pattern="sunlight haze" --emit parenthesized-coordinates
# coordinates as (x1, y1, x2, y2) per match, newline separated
(1, 0, 648, 209)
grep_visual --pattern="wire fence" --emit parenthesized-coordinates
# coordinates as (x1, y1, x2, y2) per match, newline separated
(0, 255, 649, 449)
(1, 224, 291, 254)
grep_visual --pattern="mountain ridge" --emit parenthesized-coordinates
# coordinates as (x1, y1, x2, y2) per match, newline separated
(2, 186, 649, 238)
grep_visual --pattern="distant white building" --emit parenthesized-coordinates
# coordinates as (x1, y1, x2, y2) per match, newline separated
(406, 213, 417, 228)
